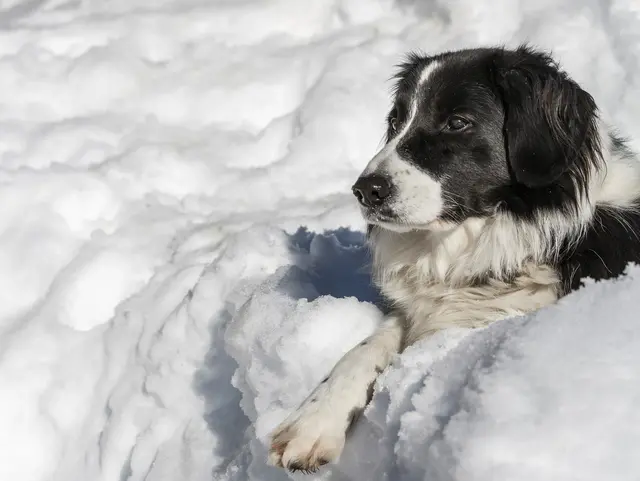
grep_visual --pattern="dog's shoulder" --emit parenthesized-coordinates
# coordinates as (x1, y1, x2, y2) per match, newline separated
(559, 201, 640, 293)
(558, 133, 640, 293)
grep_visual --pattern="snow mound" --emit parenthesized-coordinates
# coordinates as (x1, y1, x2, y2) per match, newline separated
(371, 266, 640, 481)
(2, 0, 640, 480)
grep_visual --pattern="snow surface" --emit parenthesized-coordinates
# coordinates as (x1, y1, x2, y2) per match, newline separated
(2, 0, 640, 480)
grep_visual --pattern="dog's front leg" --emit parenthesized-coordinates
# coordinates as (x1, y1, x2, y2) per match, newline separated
(268, 313, 405, 473)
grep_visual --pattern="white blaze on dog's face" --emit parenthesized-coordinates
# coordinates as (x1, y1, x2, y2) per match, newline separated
(355, 61, 445, 232)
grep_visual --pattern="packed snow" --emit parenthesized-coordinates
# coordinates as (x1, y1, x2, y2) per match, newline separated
(2, 0, 640, 480)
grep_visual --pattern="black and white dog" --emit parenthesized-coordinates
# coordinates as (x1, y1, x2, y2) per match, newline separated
(269, 45, 640, 473)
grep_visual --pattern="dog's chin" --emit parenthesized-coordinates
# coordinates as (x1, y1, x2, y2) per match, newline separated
(370, 220, 422, 233)
(363, 211, 456, 233)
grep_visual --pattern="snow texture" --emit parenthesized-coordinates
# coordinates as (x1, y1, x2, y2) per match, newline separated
(2, 1, 640, 480)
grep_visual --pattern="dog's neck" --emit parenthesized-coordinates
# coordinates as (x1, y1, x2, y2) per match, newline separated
(369, 216, 557, 289)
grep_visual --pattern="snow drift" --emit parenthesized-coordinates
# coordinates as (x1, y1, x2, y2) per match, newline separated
(1, 0, 640, 480)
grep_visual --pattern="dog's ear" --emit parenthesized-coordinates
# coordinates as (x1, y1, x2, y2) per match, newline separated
(494, 48, 597, 188)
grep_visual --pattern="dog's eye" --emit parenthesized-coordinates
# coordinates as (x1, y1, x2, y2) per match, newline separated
(446, 116, 470, 132)
(390, 117, 398, 132)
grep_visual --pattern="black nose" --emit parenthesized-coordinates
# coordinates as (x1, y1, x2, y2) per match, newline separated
(352, 174, 391, 207)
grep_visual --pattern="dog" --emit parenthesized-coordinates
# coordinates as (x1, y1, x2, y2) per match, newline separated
(268, 45, 640, 473)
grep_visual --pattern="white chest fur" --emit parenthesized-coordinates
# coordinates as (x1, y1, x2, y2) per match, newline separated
(369, 221, 561, 345)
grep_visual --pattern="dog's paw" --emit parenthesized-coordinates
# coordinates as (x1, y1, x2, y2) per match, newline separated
(268, 408, 347, 473)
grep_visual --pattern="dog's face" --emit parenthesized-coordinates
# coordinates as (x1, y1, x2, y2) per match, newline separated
(353, 46, 598, 232)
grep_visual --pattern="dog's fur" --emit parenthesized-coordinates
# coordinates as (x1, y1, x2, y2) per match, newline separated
(268, 45, 640, 473)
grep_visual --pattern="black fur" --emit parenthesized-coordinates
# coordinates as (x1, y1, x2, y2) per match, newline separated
(558, 132, 640, 293)
(559, 201, 640, 293)
(493, 48, 599, 188)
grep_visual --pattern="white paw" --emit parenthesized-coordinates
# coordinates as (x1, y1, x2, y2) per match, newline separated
(268, 400, 351, 473)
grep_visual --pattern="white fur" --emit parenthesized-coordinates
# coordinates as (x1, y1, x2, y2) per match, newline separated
(369, 224, 561, 344)
(596, 127, 640, 206)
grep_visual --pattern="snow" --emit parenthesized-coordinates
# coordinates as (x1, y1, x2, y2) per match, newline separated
(2, 1, 640, 480)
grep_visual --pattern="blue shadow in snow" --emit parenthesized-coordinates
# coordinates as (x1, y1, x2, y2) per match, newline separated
(283, 226, 383, 307)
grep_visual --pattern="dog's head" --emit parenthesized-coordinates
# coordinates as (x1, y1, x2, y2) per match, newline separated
(353, 45, 600, 232)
